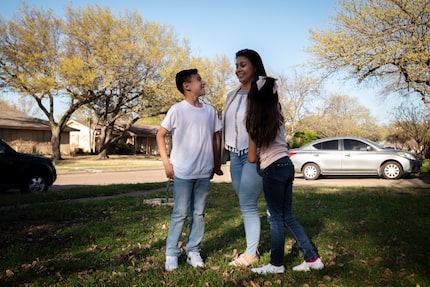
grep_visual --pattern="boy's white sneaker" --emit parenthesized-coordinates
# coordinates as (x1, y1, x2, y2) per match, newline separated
(186, 251, 204, 268)
(292, 257, 324, 272)
(165, 256, 178, 271)
(251, 263, 285, 274)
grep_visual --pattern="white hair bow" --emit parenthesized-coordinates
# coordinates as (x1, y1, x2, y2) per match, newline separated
(256, 76, 278, 93)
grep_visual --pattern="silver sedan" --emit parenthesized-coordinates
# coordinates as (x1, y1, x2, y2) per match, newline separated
(288, 136, 422, 180)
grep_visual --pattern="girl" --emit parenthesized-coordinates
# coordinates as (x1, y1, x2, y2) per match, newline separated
(246, 76, 324, 274)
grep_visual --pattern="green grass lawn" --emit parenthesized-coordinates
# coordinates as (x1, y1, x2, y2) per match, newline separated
(1, 183, 429, 286)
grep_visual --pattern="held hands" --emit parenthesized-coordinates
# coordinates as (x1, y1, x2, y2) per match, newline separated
(213, 167, 224, 176)
(211, 165, 223, 179)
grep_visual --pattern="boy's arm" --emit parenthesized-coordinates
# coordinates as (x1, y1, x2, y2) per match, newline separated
(213, 131, 223, 176)
(248, 137, 258, 163)
(156, 127, 174, 179)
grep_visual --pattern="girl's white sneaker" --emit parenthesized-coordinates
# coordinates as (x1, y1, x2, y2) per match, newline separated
(292, 257, 324, 272)
(251, 263, 285, 274)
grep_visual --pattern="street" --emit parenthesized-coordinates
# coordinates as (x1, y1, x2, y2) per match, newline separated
(51, 168, 430, 191)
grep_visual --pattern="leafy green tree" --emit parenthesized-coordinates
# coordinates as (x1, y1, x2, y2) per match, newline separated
(289, 130, 319, 148)
(308, 0, 430, 108)
(0, 4, 69, 159)
(192, 54, 234, 116)
(0, 4, 195, 159)
(62, 6, 193, 158)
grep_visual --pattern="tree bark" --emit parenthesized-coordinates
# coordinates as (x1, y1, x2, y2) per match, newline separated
(51, 125, 62, 160)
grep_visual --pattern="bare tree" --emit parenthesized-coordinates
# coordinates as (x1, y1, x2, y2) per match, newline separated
(7, 97, 44, 118)
(387, 100, 430, 155)
(300, 94, 380, 140)
(276, 70, 322, 136)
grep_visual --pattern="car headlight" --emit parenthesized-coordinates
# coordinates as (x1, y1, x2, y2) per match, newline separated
(397, 151, 418, 161)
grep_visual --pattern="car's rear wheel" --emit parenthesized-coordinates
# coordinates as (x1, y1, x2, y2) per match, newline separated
(22, 175, 48, 193)
(381, 161, 403, 179)
(302, 163, 321, 180)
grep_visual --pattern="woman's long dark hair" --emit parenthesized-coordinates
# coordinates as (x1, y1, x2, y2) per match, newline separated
(235, 49, 267, 80)
(245, 77, 284, 148)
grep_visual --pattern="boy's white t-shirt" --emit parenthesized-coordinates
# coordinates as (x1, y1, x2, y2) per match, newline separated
(161, 100, 222, 179)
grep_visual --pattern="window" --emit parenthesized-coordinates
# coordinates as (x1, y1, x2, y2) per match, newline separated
(313, 140, 338, 150)
(344, 139, 368, 151)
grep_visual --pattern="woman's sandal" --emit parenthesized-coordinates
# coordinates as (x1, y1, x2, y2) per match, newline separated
(229, 253, 259, 267)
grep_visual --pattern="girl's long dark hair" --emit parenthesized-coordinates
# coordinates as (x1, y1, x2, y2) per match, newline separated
(245, 77, 284, 148)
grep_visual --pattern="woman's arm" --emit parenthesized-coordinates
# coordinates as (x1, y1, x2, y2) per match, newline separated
(248, 137, 258, 163)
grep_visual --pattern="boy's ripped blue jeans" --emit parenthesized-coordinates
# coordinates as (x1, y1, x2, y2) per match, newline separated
(261, 156, 318, 266)
(165, 176, 210, 257)
(229, 152, 263, 255)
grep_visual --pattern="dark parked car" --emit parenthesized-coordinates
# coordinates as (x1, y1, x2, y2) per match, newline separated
(0, 139, 56, 192)
(288, 136, 422, 180)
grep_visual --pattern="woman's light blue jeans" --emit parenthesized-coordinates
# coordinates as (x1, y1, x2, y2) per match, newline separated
(261, 156, 318, 266)
(229, 152, 263, 255)
(165, 176, 210, 257)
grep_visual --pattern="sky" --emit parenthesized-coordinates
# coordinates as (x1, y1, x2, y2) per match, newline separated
(1, 0, 407, 123)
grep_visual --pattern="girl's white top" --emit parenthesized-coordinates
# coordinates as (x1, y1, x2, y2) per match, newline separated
(258, 126, 289, 169)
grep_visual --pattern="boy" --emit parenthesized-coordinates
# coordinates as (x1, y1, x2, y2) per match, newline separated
(156, 69, 222, 271)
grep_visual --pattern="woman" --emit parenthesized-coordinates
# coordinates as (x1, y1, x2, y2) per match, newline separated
(246, 76, 324, 274)
(221, 49, 266, 266)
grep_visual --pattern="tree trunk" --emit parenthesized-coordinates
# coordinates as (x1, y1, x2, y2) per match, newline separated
(97, 148, 109, 159)
(51, 125, 62, 160)
(97, 125, 113, 159)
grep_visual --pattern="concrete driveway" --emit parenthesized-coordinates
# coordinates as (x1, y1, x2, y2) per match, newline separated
(52, 168, 430, 191)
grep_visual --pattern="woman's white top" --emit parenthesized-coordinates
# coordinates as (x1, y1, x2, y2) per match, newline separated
(224, 91, 249, 155)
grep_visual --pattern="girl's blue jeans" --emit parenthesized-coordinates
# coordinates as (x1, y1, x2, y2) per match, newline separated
(165, 176, 210, 257)
(229, 152, 263, 255)
(261, 156, 318, 266)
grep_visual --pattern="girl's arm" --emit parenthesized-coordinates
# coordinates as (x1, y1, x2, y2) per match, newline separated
(248, 137, 258, 163)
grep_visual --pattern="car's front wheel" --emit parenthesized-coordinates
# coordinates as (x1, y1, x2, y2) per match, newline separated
(381, 161, 403, 179)
(302, 163, 321, 180)
(22, 175, 48, 193)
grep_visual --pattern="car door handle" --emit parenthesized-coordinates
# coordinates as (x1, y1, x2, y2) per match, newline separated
(345, 154, 351, 157)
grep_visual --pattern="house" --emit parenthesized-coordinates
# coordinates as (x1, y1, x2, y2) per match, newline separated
(67, 119, 96, 154)
(67, 119, 162, 155)
(0, 109, 77, 155)
(119, 121, 161, 155)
